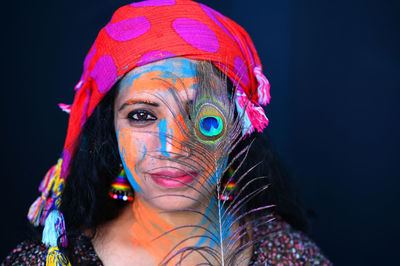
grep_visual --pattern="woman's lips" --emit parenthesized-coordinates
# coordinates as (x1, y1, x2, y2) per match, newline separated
(149, 170, 197, 188)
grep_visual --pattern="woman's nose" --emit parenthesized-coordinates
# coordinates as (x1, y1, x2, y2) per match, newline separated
(158, 116, 189, 158)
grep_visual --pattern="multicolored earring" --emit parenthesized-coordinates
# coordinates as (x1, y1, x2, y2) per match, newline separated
(219, 167, 237, 201)
(109, 167, 134, 201)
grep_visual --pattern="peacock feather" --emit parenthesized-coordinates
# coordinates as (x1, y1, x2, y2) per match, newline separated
(128, 60, 272, 265)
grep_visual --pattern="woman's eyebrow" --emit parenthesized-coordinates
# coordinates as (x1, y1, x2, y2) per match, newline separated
(118, 99, 159, 112)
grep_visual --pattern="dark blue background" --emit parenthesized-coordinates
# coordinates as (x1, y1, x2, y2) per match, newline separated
(2, 0, 399, 264)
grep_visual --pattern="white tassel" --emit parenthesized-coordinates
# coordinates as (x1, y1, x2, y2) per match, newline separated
(42, 210, 67, 247)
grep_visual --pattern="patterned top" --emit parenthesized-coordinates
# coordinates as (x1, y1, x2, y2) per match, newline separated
(3, 216, 332, 265)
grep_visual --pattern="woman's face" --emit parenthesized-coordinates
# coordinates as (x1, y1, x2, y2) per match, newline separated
(114, 57, 221, 210)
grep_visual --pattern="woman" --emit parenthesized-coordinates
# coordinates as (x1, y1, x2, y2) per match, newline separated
(4, 0, 332, 265)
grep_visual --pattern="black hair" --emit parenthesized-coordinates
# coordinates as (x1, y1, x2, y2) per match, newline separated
(59, 85, 128, 251)
(59, 63, 311, 261)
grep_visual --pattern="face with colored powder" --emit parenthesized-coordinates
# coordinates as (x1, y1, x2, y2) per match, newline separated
(114, 57, 232, 211)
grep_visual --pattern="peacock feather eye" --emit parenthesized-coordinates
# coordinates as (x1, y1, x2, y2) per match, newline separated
(199, 116, 223, 137)
(194, 102, 227, 143)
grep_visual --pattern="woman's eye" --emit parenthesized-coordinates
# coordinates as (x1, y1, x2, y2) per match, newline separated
(128, 110, 157, 122)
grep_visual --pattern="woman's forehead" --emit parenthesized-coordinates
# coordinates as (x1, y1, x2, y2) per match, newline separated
(125, 57, 197, 81)
(117, 57, 198, 98)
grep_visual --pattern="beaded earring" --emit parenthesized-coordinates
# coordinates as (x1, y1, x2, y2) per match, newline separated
(219, 167, 237, 201)
(109, 167, 134, 201)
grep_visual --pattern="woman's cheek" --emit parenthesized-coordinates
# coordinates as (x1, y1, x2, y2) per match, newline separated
(117, 128, 144, 193)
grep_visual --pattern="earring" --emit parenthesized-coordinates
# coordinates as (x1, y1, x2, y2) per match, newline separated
(109, 167, 134, 201)
(219, 167, 236, 201)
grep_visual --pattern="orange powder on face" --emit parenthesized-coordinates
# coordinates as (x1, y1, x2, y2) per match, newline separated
(165, 113, 188, 157)
(126, 99, 157, 105)
(130, 199, 183, 264)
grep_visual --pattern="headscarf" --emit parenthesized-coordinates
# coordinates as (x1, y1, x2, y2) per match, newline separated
(27, 0, 271, 264)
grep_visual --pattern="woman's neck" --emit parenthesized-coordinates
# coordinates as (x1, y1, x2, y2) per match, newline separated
(93, 196, 216, 265)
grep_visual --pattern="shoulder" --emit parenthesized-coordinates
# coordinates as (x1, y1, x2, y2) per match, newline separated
(2, 239, 47, 266)
(251, 215, 333, 265)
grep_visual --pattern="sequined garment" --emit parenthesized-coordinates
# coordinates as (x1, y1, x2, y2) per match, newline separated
(3, 216, 332, 265)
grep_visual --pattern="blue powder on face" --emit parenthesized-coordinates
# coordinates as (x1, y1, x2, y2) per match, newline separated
(117, 131, 143, 192)
(142, 145, 147, 160)
(157, 118, 170, 157)
(120, 57, 197, 91)
(148, 58, 197, 78)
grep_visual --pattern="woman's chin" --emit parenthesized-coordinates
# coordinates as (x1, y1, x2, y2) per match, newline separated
(140, 188, 206, 211)
(149, 195, 200, 211)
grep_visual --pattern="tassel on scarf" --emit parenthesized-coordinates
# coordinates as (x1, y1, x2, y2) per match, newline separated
(235, 86, 269, 135)
(43, 210, 70, 266)
(27, 158, 64, 226)
(27, 195, 46, 226)
(27, 157, 70, 265)
(45, 247, 70, 266)
(254, 65, 271, 105)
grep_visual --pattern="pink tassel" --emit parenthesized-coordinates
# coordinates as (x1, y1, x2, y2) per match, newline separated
(235, 85, 269, 135)
(254, 66, 271, 105)
(246, 103, 269, 132)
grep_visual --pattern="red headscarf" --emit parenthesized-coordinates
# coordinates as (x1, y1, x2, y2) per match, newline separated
(28, 0, 270, 229)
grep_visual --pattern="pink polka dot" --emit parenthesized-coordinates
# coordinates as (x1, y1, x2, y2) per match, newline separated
(199, 4, 234, 41)
(130, 0, 175, 7)
(105, 16, 150, 42)
(90, 55, 117, 93)
(137, 51, 175, 66)
(173, 18, 219, 53)
(234, 57, 249, 86)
